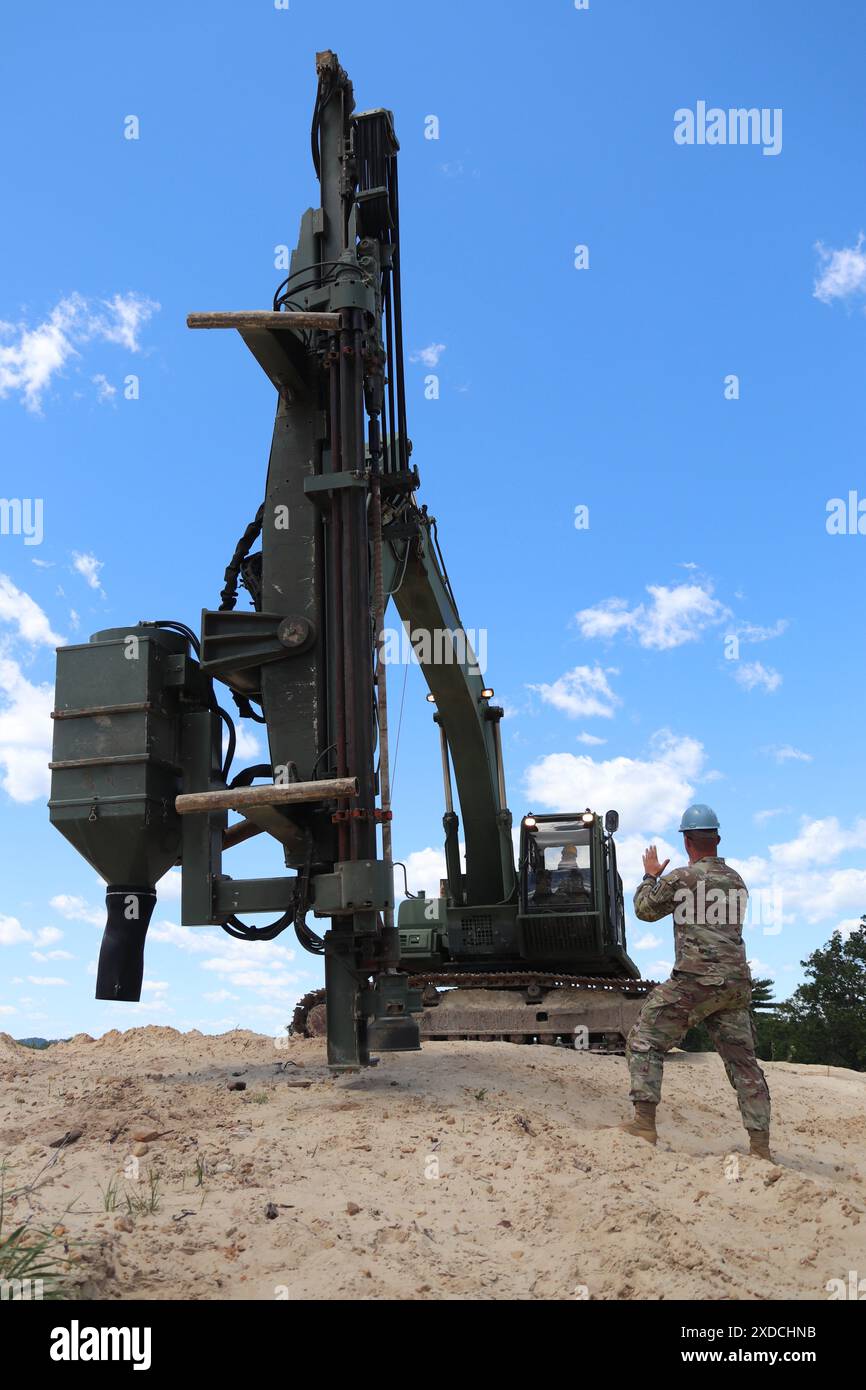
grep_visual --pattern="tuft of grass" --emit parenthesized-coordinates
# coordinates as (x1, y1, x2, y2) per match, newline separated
(0, 1225, 69, 1300)
(0, 1165, 70, 1300)
(99, 1179, 119, 1213)
(250, 1092, 270, 1104)
(125, 1169, 161, 1217)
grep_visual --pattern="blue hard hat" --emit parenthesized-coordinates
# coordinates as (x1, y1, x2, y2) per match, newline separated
(679, 803, 720, 833)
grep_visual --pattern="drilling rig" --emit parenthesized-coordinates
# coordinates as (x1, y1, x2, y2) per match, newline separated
(49, 51, 653, 1071)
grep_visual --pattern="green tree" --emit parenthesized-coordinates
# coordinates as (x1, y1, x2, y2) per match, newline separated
(757, 921, 866, 1070)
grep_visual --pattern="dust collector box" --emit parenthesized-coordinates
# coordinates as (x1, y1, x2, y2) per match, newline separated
(49, 627, 188, 886)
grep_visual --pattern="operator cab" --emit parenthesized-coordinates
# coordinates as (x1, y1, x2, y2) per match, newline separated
(525, 823, 593, 913)
(517, 808, 640, 978)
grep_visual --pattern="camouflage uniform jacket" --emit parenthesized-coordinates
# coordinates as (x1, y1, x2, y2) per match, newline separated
(633, 856, 750, 982)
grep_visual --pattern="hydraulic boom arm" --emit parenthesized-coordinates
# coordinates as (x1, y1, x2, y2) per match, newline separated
(387, 513, 516, 908)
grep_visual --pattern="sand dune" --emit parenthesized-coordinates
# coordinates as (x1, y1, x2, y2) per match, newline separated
(1, 1027, 863, 1300)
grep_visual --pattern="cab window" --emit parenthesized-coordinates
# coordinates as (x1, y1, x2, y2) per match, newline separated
(525, 827, 592, 913)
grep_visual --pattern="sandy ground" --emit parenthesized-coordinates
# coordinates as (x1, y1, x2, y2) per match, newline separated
(1, 1026, 864, 1301)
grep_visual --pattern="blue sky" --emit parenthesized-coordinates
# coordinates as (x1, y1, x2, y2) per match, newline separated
(1, 0, 865, 1039)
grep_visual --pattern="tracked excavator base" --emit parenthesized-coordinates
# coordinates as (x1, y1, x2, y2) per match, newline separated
(418, 986, 642, 1050)
(292, 973, 657, 1054)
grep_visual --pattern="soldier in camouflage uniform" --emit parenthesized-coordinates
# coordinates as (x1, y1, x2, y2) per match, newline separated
(618, 804, 772, 1159)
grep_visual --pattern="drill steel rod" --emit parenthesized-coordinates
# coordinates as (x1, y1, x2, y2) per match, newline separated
(370, 438, 394, 929)
(176, 777, 358, 815)
(328, 337, 350, 861)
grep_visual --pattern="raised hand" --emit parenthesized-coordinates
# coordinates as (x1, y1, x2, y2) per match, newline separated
(643, 845, 670, 880)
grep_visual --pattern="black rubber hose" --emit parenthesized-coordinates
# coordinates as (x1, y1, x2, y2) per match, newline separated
(215, 705, 236, 782)
(221, 912, 293, 942)
(219, 504, 264, 612)
(148, 620, 201, 658)
(95, 887, 157, 1002)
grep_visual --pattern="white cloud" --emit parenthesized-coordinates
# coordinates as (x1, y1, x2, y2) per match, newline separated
(92, 373, 116, 403)
(200, 946, 300, 1000)
(230, 724, 261, 761)
(632, 933, 662, 950)
(0, 652, 55, 801)
(0, 915, 31, 946)
(111, 998, 173, 1016)
(0, 292, 158, 412)
(400, 846, 450, 901)
(727, 818, 866, 927)
(155, 869, 183, 900)
(576, 583, 729, 650)
(650, 728, 705, 777)
(524, 730, 705, 839)
(246, 1003, 294, 1020)
(767, 816, 866, 869)
(36, 925, 63, 945)
(528, 665, 621, 720)
(616, 832, 680, 892)
(0, 578, 62, 806)
(754, 807, 787, 824)
(835, 917, 865, 939)
(765, 744, 812, 764)
(31, 949, 74, 961)
(0, 295, 85, 412)
(814, 234, 866, 305)
(747, 958, 774, 977)
(150, 918, 302, 1005)
(732, 619, 788, 643)
(576, 731, 607, 746)
(0, 574, 65, 646)
(410, 343, 446, 368)
(817, 870, 866, 921)
(149, 918, 214, 952)
(26, 975, 68, 986)
(93, 293, 157, 351)
(732, 660, 782, 693)
(727, 854, 771, 883)
(50, 894, 103, 926)
(648, 960, 674, 978)
(71, 551, 104, 594)
(574, 597, 635, 641)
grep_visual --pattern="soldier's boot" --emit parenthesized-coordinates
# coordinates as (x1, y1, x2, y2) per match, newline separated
(747, 1128, 773, 1161)
(616, 1101, 657, 1145)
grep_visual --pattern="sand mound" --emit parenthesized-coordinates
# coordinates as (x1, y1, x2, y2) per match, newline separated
(0, 1032, 38, 1068)
(1, 1027, 863, 1300)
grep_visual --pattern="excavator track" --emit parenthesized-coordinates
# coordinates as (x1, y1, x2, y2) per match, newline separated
(290, 972, 659, 1049)
(407, 971, 657, 992)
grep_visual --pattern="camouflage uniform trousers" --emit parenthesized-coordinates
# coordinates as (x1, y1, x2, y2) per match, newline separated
(626, 971, 771, 1132)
